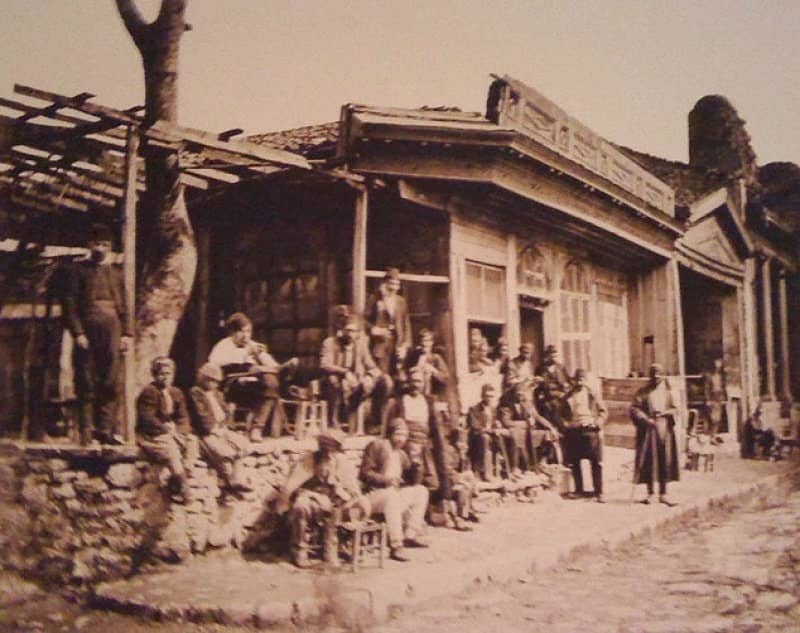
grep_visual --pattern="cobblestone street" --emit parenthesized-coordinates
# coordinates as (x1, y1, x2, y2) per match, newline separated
(376, 470, 800, 633)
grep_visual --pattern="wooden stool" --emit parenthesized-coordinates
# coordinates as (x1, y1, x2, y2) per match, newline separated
(338, 520, 386, 572)
(281, 400, 328, 440)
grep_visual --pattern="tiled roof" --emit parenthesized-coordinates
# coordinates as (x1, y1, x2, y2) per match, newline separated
(614, 145, 729, 207)
(758, 162, 800, 231)
(247, 122, 339, 159)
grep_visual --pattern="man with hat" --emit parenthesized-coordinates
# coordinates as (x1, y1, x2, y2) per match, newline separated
(364, 268, 412, 378)
(563, 369, 607, 502)
(359, 418, 430, 562)
(630, 363, 680, 506)
(534, 344, 572, 429)
(61, 223, 131, 445)
(320, 306, 389, 429)
(187, 362, 252, 493)
(278, 430, 367, 568)
(504, 343, 535, 392)
(208, 312, 299, 441)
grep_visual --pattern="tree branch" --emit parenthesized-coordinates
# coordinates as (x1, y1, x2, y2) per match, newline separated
(115, 0, 150, 47)
(156, 0, 187, 32)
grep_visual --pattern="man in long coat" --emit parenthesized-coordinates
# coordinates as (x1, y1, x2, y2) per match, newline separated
(630, 363, 680, 506)
(534, 344, 571, 429)
(364, 267, 412, 377)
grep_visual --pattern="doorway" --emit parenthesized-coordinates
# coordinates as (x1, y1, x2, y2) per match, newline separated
(519, 305, 544, 368)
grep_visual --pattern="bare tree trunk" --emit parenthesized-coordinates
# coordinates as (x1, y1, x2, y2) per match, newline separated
(116, 0, 196, 389)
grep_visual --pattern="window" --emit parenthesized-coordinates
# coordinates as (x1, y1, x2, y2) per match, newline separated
(466, 261, 506, 323)
(560, 261, 591, 374)
(595, 282, 629, 378)
(517, 246, 548, 294)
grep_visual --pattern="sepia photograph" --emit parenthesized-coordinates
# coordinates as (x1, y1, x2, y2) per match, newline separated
(0, 1, 799, 631)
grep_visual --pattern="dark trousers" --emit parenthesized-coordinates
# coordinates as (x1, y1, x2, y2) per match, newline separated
(73, 305, 122, 438)
(566, 429, 603, 495)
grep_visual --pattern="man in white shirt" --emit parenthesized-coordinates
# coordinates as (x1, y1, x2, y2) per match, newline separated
(208, 312, 298, 440)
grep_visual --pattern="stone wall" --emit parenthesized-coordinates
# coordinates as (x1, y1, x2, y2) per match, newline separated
(0, 437, 371, 587)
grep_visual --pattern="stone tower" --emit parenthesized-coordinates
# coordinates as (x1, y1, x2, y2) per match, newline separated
(688, 95, 759, 186)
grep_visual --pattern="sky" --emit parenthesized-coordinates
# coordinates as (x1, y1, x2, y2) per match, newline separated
(1, 1, 799, 166)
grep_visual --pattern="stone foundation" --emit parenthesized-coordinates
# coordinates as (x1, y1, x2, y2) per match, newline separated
(0, 437, 371, 586)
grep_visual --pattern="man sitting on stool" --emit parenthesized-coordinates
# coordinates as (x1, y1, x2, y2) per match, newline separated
(209, 312, 298, 441)
(278, 431, 368, 568)
(563, 369, 607, 502)
(359, 418, 430, 562)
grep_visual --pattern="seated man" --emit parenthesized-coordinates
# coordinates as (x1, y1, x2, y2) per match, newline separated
(501, 381, 562, 468)
(359, 418, 430, 562)
(466, 384, 500, 481)
(320, 307, 390, 429)
(187, 363, 252, 493)
(563, 369, 607, 502)
(278, 431, 368, 568)
(504, 343, 535, 392)
(136, 357, 199, 503)
(209, 312, 299, 441)
(442, 426, 478, 530)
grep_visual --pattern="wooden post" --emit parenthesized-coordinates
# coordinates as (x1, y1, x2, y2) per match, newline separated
(762, 258, 776, 400)
(353, 188, 368, 313)
(778, 268, 791, 400)
(669, 258, 686, 378)
(505, 234, 520, 352)
(122, 125, 139, 444)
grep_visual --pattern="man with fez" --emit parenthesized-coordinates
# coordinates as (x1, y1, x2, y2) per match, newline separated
(382, 367, 447, 500)
(208, 312, 298, 441)
(62, 223, 131, 445)
(630, 363, 680, 506)
(563, 369, 608, 502)
(136, 356, 199, 503)
(534, 344, 572, 430)
(277, 431, 368, 568)
(320, 306, 388, 429)
(499, 380, 562, 469)
(187, 363, 252, 493)
(359, 418, 430, 562)
(364, 267, 412, 379)
(404, 328, 450, 401)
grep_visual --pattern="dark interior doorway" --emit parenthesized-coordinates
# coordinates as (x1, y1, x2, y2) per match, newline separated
(519, 305, 544, 368)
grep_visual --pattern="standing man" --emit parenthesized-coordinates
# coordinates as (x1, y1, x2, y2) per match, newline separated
(320, 307, 389, 429)
(208, 312, 298, 440)
(534, 344, 572, 430)
(364, 267, 412, 379)
(62, 224, 131, 446)
(504, 343, 535, 392)
(563, 369, 607, 502)
(630, 363, 680, 506)
(703, 358, 727, 437)
(404, 328, 450, 401)
(359, 418, 430, 562)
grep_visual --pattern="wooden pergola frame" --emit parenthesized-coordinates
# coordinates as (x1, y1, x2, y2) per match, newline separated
(0, 84, 313, 443)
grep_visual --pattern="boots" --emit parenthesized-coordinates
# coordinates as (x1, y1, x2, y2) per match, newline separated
(78, 402, 96, 446)
(322, 523, 340, 569)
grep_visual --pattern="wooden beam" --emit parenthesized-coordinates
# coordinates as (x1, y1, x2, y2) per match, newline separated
(353, 188, 368, 312)
(122, 126, 138, 444)
(762, 258, 775, 400)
